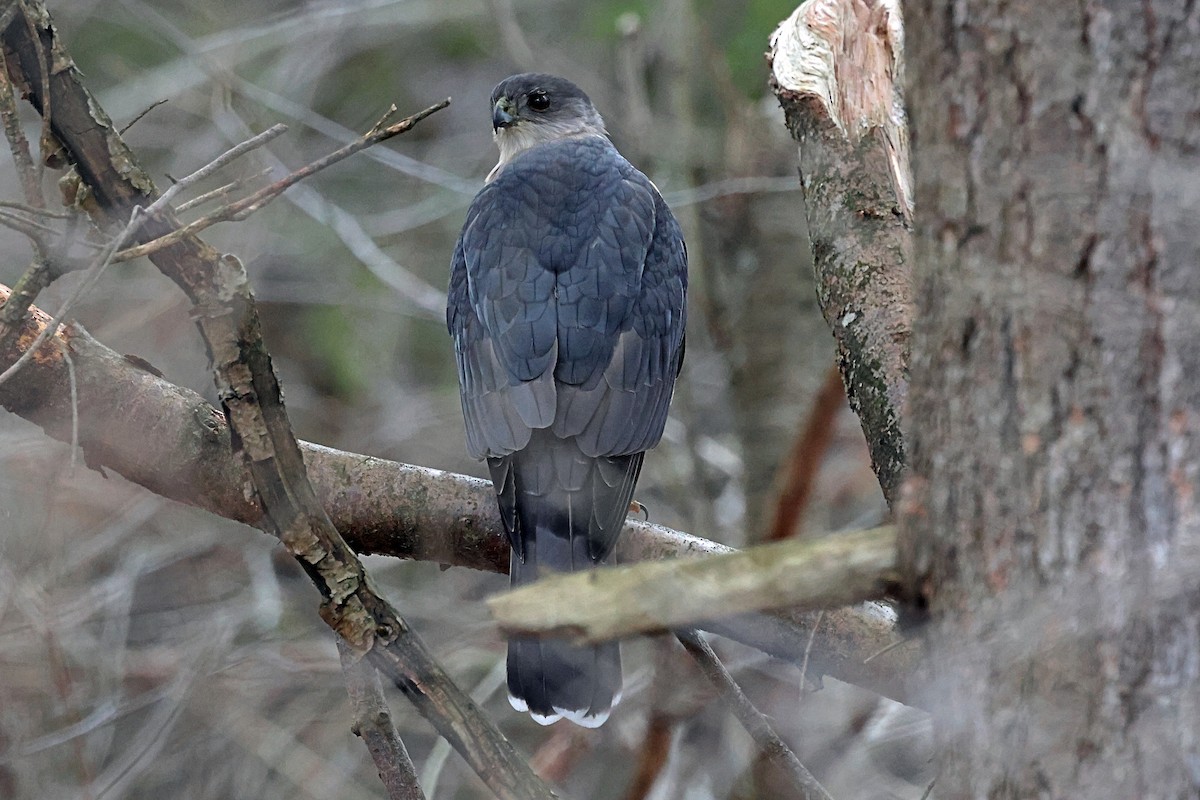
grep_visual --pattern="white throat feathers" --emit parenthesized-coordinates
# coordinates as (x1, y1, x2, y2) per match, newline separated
(488, 116, 608, 183)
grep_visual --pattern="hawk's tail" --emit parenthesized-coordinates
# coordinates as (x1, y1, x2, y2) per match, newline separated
(496, 439, 640, 727)
(507, 551, 622, 727)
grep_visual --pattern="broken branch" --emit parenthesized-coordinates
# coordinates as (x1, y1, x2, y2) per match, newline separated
(488, 526, 901, 643)
(769, 0, 912, 504)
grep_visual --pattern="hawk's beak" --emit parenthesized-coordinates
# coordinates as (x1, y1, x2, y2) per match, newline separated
(492, 98, 517, 131)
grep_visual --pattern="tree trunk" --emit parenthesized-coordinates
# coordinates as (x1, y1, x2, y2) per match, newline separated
(902, 1, 1200, 797)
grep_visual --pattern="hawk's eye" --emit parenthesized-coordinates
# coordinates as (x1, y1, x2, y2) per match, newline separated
(527, 91, 550, 111)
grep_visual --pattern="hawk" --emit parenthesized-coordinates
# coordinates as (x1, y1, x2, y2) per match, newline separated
(448, 73, 687, 727)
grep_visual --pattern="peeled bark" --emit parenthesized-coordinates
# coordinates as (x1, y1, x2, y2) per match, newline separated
(769, 0, 912, 504)
(902, 1, 1200, 796)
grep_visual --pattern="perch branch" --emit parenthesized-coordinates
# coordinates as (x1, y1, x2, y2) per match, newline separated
(769, 0, 912, 504)
(488, 527, 900, 643)
(0, 282, 920, 706)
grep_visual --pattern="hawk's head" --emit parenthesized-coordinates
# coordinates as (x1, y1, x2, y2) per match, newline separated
(489, 74, 607, 165)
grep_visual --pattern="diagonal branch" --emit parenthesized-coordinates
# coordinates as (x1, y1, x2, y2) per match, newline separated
(1, 6, 554, 800)
(337, 638, 428, 800)
(676, 630, 835, 800)
(766, 363, 847, 541)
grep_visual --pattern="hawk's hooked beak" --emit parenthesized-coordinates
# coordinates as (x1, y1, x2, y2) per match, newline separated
(492, 97, 517, 131)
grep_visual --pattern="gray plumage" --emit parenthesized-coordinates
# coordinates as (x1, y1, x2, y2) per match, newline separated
(448, 73, 687, 727)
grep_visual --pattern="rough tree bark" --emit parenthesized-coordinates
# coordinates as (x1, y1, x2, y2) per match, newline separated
(902, 1, 1200, 796)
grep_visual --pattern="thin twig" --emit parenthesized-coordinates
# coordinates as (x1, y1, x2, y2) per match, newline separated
(337, 638, 426, 800)
(0, 200, 74, 218)
(174, 168, 271, 213)
(63, 348, 78, 473)
(0, 123, 289, 389)
(798, 610, 824, 695)
(19, 0, 50, 189)
(0, 36, 58, 357)
(862, 638, 908, 664)
(209, 107, 446, 320)
(119, 98, 168, 134)
(112, 99, 450, 263)
(675, 630, 835, 800)
(918, 778, 936, 800)
(156, 123, 286, 210)
(0, 230, 122, 388)
(767, 365, 846, 542)
(0, 208, 55, 239)
(661, 176, 800, 208)
(0, 43, 42, 207)
(0, 202, 154, 388)
(0, 212, 91, 344)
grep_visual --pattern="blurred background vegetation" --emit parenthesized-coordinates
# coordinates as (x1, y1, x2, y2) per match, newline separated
(0, 1, 913, 797)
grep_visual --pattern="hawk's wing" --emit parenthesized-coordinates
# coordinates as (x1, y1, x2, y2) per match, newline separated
(447, 136, 687, 460)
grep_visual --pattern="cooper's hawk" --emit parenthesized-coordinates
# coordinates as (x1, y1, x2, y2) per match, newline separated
(448, 74, 687, 727)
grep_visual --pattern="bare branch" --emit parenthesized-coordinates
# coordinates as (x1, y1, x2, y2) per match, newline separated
(0, 106, 275, 390)
(676, 630, 835, 800)
(118, 97, 168, 134)
(0, 207, 55, 239)
(114, 0, 481, 196)
(0, 199, 73, 218)
(18, 0, 50, 190)
(488, 526, 900, 644)
(155, 123, 287, 210)
(111, 99, 451, 264)
(661, 176, 801, 208)
(337, 639, 427, 800)
(0, 37, 60, 359)
(173, 169, 271, 214)
(0, 219, 126, 388)
(766, 363, 846, 542)
(0, 43, 41, 207)
(204, 99, 447, 320)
